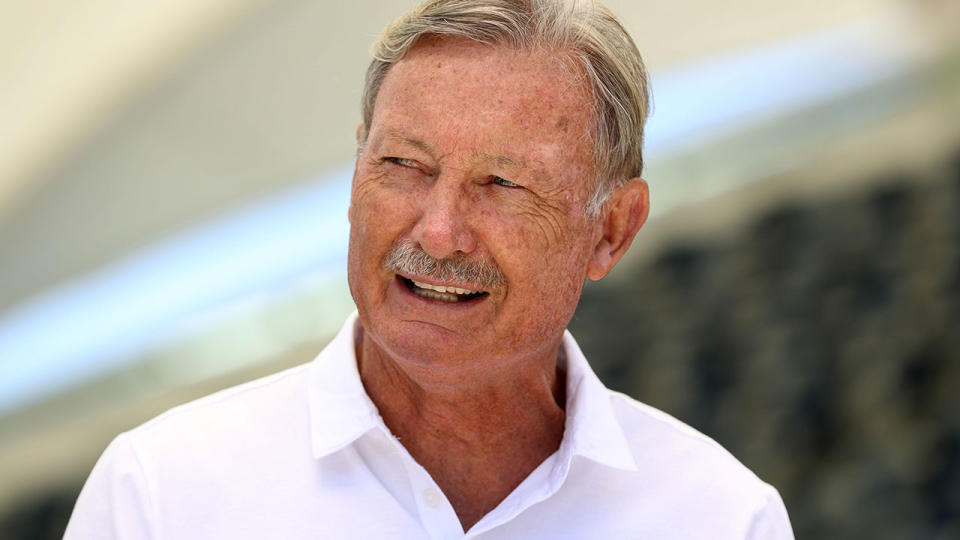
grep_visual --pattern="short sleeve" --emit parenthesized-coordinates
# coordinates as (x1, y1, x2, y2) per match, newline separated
(63, 433, 156, 540)
(745, 488, 794, 540)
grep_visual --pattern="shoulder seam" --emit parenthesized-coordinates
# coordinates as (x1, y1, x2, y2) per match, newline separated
(743, 485, 786, 539)
(117, 432, 160, 539)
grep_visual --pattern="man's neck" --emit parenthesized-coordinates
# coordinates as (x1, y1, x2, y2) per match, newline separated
(355, 323, 567, 531)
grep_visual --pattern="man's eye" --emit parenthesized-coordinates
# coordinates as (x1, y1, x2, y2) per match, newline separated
(492, 176, 519, 188)
(385, 157, 417, 168)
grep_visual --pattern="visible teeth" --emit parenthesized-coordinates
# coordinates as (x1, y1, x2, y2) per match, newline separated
(411, 279, 478, 295)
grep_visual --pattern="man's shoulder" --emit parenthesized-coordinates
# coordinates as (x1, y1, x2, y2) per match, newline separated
(606, 389, 776, 501)
(127, 362, 313, 454)
(608, 390, 737, 455)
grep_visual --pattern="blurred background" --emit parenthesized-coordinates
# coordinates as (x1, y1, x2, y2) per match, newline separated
(1, 0, 958, 538)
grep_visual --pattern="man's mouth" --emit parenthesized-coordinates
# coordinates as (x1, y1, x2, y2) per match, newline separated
(400, 276, 487, 303)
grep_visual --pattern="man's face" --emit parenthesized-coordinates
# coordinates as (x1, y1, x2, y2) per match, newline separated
(348, 38, 604, 372)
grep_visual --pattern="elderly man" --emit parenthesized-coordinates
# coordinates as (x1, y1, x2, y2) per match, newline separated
(66, 0, 793, 538)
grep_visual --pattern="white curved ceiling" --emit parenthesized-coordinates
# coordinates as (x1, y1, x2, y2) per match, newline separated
(0, 0, 939, 312)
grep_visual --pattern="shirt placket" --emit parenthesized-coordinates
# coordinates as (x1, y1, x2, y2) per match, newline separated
(463, 451, 566, 538)
(396, 451, 466, 540)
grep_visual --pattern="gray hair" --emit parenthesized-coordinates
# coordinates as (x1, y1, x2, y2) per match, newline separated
(384, 238, 505, 289)
(360, 0, 650, 215)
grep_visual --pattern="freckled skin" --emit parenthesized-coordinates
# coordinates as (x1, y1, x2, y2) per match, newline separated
(349, 39, 601, 373)
(346, 37, 649, 529)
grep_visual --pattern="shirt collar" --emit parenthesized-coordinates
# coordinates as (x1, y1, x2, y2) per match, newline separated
(556, 329, 639, 472)
(307, 311, 382, 458)
(307, 312, 638, 472)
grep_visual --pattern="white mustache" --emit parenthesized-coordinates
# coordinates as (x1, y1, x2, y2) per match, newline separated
(383, 239, 505, 290)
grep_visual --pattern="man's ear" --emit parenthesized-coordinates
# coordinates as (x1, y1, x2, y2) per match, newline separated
(586, 177, 650, 281)
(355, 123, 366, 146)
(348, 123, 367, 224)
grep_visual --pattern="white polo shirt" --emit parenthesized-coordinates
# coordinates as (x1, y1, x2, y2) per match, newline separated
(65, 312, 794, 539)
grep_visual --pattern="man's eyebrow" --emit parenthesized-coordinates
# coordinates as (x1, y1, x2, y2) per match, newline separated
(382, 131, 434, 154)
(475, 152, 525, 169)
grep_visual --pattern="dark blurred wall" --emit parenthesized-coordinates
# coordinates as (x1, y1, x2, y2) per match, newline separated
(572, 151, 960, 539)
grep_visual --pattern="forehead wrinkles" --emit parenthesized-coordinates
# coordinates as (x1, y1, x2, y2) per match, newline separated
(371, 40, 597, 189)
(382, 41, 592, 127)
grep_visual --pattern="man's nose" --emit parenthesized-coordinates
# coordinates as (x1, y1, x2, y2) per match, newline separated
(409, 176, 477, 260)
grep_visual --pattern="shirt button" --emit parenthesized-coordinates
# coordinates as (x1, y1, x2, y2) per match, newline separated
(421, 487, 443, 509)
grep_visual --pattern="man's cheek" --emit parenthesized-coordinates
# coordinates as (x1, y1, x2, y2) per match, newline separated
(360, 186, 417, 224)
